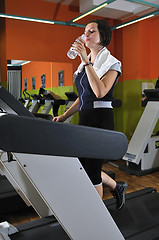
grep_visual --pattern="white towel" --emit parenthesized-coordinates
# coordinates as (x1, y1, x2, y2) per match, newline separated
(74, 47, 121, 79)
(0, 222, 18, 240)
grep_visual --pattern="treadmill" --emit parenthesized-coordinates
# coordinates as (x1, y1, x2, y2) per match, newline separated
(121, 89, 159, 176)
(0, 86, 35, 214)
(6, 188, 159, 240)
(1, 114, 159, 240)
(0, 113, 127, 240)
(0, 87, 114, 214)
(1, 87, 159, 239)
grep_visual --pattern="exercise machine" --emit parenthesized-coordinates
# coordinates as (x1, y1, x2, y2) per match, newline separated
(1, 87, 159, 239)
(30, 90, 54, 120)
(0, 87, 127, 240)
(34, 89, 78, 122)
(28, 94, 40, 114)
(37, 88, 66, 117)
(0, 114, 127, 240)
(0, 86, 35, 213)
(64, 92, 77, 123)
(41, 90, 78, 120)
(120, 88, 159, 176)
(0, 86, 113, 213)
(19, 88, 64, 120)
(1, 115, 159, 240)
(18, 90, 32, 110)
(0, 86, 114, 215)
(0, 174, 27, 214)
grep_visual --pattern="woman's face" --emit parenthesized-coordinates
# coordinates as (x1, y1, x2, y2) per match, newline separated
(84, 22, 101, 49)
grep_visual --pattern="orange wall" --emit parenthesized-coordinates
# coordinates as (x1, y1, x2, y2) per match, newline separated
(5, 0, 83, 73)
(22, 61, 51, 90)
(122, 16, 159, 81)
(22, 61, 73, 90)
(139, 17, 159, 80)
(0, 18, 7, 83)
(4, 0, 159, 85)
(52, 62, 73, 87)
(3, 0, 116, 89)
(5, 19, 83, 73)
(5, 0, 115, 74)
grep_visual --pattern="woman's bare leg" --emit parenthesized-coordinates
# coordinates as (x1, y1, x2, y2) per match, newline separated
(95, 183, 103, 199)
(101, 171, 116, 190)
(101, 171, 127, 209)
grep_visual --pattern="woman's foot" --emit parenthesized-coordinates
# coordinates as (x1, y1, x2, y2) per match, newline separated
(110, 182, 128, 210)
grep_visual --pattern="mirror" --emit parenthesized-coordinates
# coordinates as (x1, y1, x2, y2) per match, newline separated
(7, 59, 78, 123)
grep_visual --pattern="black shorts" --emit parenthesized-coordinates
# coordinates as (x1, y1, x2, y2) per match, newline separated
(79, 108, 114, 185)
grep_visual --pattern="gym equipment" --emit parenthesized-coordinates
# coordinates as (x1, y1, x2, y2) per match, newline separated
(19, 88, 64, 119)
(0, 114, 127, 240)
(106, 187, 159, 240)
(0, 174, 27, 214)
(41, 90, 78, 119)
(2, 186, 159, 240)
(1, 87, 159, 239)
(1, 116, 159, 240)
(64, 92, 77, 123)
(30, 92, 54, 120)
(0, 86, 114, 214)
(28, 93, 41, 114)
(120, 89, 159, 176)
(0, 87, 34, 118)
(19, 90, 32, 109)
(37, 88, 66, 116)
(0, 86, 35, 213)
(30, 88, 72, 119)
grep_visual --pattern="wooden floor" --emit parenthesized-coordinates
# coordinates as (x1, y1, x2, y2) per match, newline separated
(1, 160, 159, 226)
(102, 160, 159, 200)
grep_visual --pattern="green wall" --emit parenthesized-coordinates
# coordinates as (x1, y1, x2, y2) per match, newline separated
(114, 79, 159, 140)
(0, 81, 8, 89)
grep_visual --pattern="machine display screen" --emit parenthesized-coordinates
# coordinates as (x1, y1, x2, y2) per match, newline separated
(155, 141, 159, 149)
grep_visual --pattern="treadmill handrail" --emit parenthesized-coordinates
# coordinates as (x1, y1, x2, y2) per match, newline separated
(0, 86, 34, 117)
(0, 114, 128, 160)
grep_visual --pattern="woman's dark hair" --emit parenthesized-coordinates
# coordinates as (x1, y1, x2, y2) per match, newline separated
(88, 19, 112, 47)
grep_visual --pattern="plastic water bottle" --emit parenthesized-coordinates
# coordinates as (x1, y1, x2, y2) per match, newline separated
(67, 34, 86, 59)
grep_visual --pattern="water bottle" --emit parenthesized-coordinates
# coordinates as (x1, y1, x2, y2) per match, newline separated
(67, 34, 86, 59)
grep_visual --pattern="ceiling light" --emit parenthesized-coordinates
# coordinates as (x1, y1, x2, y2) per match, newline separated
(0, 13, 86, 27)
(0, 14, 55, 24)
(71, 0, 116, 23)
(112, 10, 159, 30)
(116, 14, 154, 29)
(21, 61, 31, 66)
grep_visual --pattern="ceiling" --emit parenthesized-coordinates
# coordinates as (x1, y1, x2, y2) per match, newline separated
(42, 0, 159, 20)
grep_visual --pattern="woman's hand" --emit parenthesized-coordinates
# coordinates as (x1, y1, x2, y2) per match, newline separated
(72, 38, 89, 64)
(53, 98, 79, 123)
(53, 114, 66, 122)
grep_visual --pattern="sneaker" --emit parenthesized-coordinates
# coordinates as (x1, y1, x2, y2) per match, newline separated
(110, 182, 128, 210)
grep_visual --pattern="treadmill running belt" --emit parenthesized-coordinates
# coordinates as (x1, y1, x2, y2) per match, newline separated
(105, 188, 159, 240)
(9, 188, 159, 240)
(10, 216, 70, 240)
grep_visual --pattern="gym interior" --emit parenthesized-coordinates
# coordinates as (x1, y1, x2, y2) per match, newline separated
(0, 0, 159, 239)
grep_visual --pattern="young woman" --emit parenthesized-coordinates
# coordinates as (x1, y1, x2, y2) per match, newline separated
(53, 19, 127, 209)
